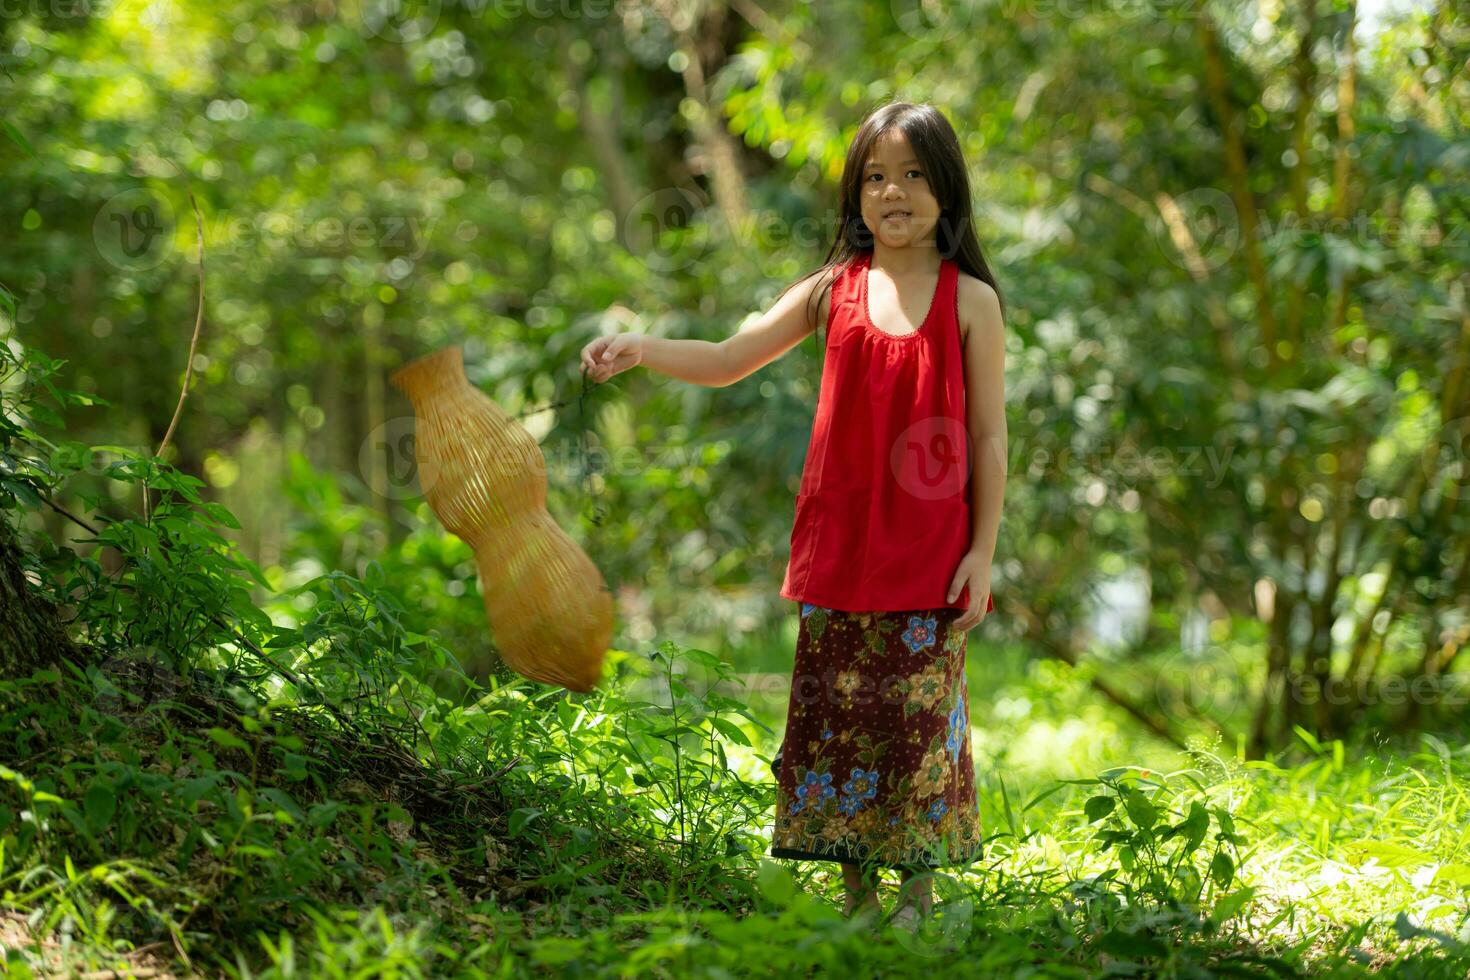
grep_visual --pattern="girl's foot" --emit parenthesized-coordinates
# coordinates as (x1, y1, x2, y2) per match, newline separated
(842, 889, 882, 920)
(885, 898, 935, 933)
(893, 871, 934, 921)
(840, 861, 882, 921)
(887, 902, 920, 932)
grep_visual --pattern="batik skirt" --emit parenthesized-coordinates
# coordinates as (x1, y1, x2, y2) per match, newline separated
(768, 601, 986, 871)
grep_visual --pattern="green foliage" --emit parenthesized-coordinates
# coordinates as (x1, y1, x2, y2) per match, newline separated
(1076, 766, 1246, 909)
(1060, 764, 1255, 967)
(0, 342, 97, 513)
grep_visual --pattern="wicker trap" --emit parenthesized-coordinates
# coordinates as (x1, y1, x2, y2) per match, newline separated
(389, 345, 614, 692)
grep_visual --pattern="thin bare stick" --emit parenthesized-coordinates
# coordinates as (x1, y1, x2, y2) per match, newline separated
(143, 191, 206, 523)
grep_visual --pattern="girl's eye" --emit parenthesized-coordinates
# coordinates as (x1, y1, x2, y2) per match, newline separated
(908, 170, 924, 179)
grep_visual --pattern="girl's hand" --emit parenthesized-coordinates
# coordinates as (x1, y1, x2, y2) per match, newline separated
(580, 333, 644, 383)
(947, 550, 993, 632)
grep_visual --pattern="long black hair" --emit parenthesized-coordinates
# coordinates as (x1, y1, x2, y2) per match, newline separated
(780, 99, 1006, 347)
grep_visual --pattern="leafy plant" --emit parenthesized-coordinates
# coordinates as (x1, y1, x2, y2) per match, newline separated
(1077, 765, 1248, 914)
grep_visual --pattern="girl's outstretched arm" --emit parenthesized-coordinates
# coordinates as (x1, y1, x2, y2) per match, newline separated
(579, 268, 831, 387)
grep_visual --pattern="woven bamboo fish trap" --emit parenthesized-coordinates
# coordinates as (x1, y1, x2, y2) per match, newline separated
(389, 345, 614, 692)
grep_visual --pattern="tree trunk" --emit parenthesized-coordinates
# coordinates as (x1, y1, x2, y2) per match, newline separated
(0, 515, 82, 678)
(1249, 589, 1294, 759)
(558, 30, 640, 244)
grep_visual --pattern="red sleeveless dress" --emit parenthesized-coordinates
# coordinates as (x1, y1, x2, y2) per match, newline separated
(780, 251, 996, 614)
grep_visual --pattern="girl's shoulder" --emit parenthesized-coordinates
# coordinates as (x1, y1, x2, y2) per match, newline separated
(954, 268, 1002, 346)
(813, 257, 862, 338)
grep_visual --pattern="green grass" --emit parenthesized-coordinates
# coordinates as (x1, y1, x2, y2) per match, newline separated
(3, 620, 1468, 978)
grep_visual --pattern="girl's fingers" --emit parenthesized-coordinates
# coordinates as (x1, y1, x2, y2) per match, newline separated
(955, 592, 983, 630)
(581, 334, 634, 383)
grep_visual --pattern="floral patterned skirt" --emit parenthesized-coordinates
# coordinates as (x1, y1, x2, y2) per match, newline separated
(769, 602, 985, 871)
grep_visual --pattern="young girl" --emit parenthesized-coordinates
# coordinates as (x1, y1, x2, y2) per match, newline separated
(579, 100, 1007, 926)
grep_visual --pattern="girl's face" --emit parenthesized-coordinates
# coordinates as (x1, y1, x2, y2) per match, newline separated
(859, 129, 941, 250)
